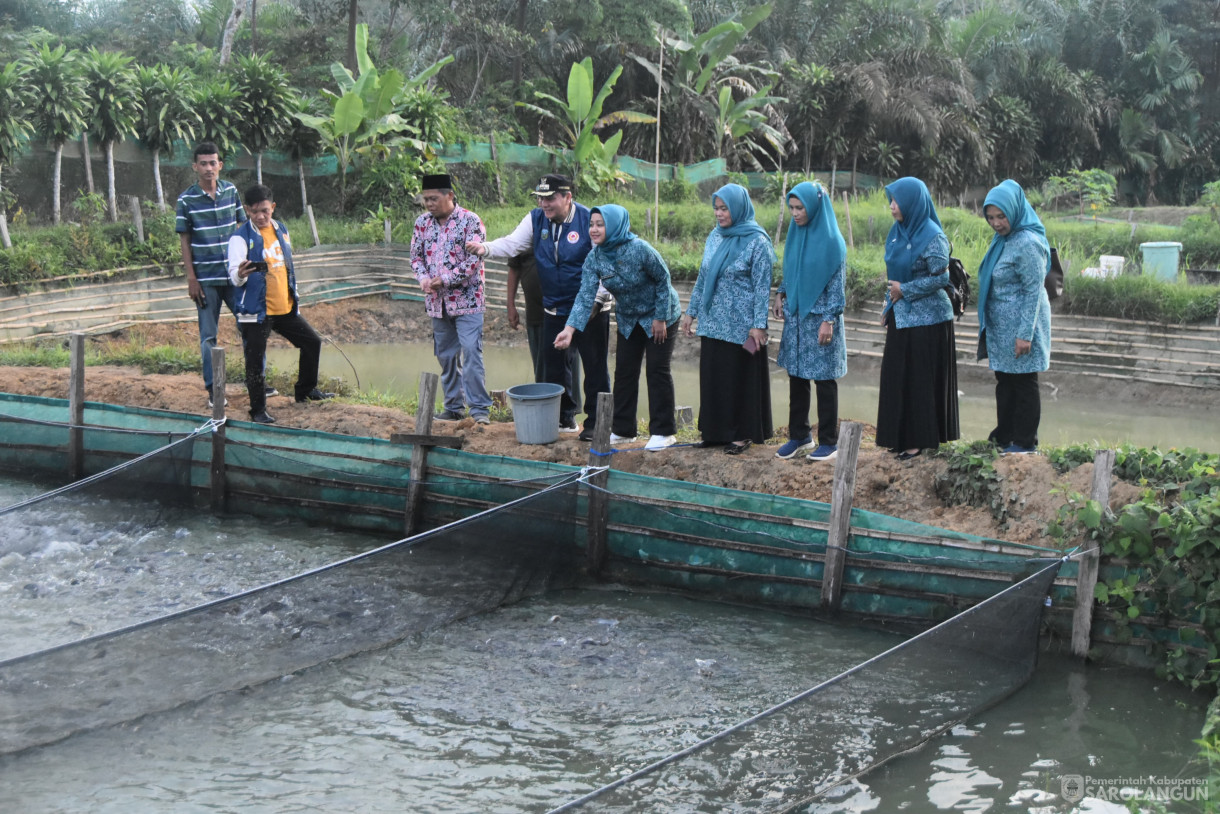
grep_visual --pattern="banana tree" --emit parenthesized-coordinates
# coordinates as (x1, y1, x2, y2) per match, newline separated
(298, 23, 452, 210)
(517, 57, 655, 190)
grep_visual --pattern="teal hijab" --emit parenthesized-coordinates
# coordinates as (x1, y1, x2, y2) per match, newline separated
(883, 177, 945, 284)
(589, 204, 636, 261)
(976, 179, 1049, 330)
(783, 181, 846, 319)
(700, 183, 772, 312)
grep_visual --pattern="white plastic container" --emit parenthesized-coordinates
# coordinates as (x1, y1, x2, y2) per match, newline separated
(1098, 255, 1125, 278)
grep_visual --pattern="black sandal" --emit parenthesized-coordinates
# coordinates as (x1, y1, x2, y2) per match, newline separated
(897, 449, 922, 461)
(725, 440, 753, 455)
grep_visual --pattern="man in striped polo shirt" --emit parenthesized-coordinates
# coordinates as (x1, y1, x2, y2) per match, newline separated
(176, 142, 248, 407)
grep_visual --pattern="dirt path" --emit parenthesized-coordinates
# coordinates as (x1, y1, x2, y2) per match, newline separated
(0, 297, 1139, 544)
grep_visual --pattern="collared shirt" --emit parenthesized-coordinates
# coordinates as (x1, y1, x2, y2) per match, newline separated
(175, 181, 246, 286)
(410, 205, 487, 317)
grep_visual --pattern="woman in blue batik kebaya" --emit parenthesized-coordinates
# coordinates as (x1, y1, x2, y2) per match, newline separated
(772, 181, 847, 463)
(680, 184, 775, 455)
(555, 205, 682, 451)
(875, 176, 960, 460)
(977, 179, 1052, 455)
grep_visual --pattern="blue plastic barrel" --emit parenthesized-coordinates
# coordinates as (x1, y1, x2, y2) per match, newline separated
(1139, 242, 1183, 282)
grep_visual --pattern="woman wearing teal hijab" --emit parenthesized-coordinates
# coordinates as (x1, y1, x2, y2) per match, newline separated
(772, 181, 847, 462)
(977, 179, 1052, 454)
(680, 183, 775, 453)
(556, 205, 682, 451)
(875, 176, 959, 459)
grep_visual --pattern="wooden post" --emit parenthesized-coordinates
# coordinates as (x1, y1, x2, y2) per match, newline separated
(842, 191, 854, 250)
(384, 218, 392, 246)
(306, 204, 321, 247)
(1071, 448, 1115, 658)
(585, 392, 614, 576)
(209, 347, 227, 512)
(653, 25, 664, 244)
(774, 171, 787, 244)
(129, 196, 144, 243)
(68, 333, 85, 481)
(821, 421, 863, 610)
(489, 132, 504, 205)
(404, 371, 438, 537)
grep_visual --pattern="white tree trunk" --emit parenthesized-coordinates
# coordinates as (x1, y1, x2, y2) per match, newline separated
(53, 143, 63, 225)
(81, 133, 95, 194)
(153, 148, 166, 212)
(297, 159, 309, 212)
(0, 165, 9, 249)
(256, 152, 263, 185)
(106, 141, 117, 222)
(219, 0, 248, 66)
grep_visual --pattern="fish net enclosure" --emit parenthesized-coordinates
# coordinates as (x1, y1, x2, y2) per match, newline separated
(0, 461, 582, 756)
(547, 558, 1063, 813)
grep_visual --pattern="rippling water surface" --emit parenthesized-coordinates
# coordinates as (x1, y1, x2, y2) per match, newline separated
(0, 475, 1206, 813)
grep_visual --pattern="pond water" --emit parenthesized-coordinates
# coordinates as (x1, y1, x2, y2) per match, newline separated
(0, 473, 1207, 813)
(272, 341, 1220, 451)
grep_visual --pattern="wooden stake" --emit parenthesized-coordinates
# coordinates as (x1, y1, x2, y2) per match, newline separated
(774, 171, 787, 245)
(490, 132, 504, 205)
(1071, 448, 1115, 658)
(842, 191, 854, 250)
(68, 333, 85, 481)
(129, 196, 144, 243)
(821, 420, 862, 610)
(210, 347, 227, 513)
(384, 218, 392, 246)
(307, 204, 321, 247)
(405, 371, 438, 537)
(653, 25, 664, 243)
(585, 391, 614, 576)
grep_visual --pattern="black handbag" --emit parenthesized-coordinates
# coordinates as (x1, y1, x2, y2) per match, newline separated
(1046, 248, 1065, 300)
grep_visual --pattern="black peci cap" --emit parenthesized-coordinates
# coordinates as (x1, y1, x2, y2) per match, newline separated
(421, 173, 453, 190)
(532, 174, 573, 197)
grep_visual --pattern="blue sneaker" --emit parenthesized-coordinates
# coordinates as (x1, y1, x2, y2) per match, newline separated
(806, 444, 838, 461)
(1001, 443, 1037, 455)
(775, 437, 814, 459)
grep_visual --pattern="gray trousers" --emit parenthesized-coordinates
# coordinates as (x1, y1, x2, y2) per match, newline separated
(433, 312, 492, 417)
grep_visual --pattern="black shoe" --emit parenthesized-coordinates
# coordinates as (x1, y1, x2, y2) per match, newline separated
(578, 427, 595, 442)
(250, 411, 276, 424)
(264, 387, 279, 397)
(296, 388, 335, 403)
(897, 449, 922, 461)
(436, 410, 465, 421)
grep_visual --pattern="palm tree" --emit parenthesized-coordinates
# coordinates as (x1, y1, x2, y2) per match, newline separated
(136, 65, 200, 212)
(195, 77, 247, 164)
(0, 61, 32, 248)
(22, 43, 87, 225)
(82, 48, 141, 222)
(229, 54, 295, 184)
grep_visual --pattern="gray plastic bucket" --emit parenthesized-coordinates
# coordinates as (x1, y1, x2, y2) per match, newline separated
(506, 383, 565, 444)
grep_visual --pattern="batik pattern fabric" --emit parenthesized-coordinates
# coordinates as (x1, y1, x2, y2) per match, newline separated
(777, 260, 848, 381)
(410, 205, 487, 317)
(568, 239, 680, 338)
(686, 232, 773, 344)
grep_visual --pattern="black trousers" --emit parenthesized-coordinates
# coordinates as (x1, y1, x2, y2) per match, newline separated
(697, 337, 773, 444)
(788, 377, 839, 446)
(541, 310, 611, 429)
(990, 371, 1040, 449)
(613, 322, 678, 437)
(239, 312, 322, 415)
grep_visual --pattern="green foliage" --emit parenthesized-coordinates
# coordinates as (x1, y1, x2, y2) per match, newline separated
(516, 57, 655, 193)
(933, 440, 1024, 528)
(1061, 272, 1220, 324)
(1044, 170, 1118, 215)
(0, 60, 32, 177)
(229, 53, 295, 161)
(1047, 446, 1220, 689)
(21, 42, 87, 148)
(659, 165, 700, 204)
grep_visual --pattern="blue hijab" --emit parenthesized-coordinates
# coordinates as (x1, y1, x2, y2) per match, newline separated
(976, 179, 1049, 330)
(589, 204, 636, 262)
(783, 181, 847, 319)
(700, 183, 772, 312)
(883, 177, 945, 284)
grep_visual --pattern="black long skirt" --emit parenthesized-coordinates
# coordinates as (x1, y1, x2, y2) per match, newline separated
(875, 318, 960, 451)
(698, 336, 773, 444)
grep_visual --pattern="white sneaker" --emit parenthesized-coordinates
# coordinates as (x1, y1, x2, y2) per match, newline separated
(645, 434, 677, 451)
(610, 432, 638, 443)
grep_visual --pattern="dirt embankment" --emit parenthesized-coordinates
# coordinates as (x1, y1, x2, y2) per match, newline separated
(0, 297, 1141, 544)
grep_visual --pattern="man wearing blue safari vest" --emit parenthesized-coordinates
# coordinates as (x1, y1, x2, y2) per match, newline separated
(467, 174, 611, 441)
